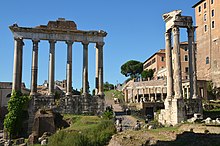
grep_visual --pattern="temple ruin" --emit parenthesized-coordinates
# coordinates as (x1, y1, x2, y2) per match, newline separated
(159, 10, 203, 125)
(10, 18, 107, 133)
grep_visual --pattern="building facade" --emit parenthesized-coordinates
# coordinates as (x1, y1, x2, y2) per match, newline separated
(143, 42, 190, 80)
(193, 0, 220, 87)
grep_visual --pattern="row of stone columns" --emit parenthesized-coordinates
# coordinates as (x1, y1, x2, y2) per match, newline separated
(165, 26, 198, 99)
(124, 87, 166, 103)
(12, 38, 105, 97)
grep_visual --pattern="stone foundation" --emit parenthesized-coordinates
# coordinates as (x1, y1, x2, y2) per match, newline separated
(159, 98, 203, 126)
(159, 98, 186, 126)
(27, 94, 105, 134)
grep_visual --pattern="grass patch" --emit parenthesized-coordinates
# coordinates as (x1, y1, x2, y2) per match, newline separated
(104, 90, 124, 101)
(48, 115, 116, 146)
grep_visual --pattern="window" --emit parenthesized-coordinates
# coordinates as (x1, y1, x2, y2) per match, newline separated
(212, 21, 215, 28)
(161, 56, 164, 62)
(212, 10, 214, 17)
(184, 55, 188, 61)
(151, 58, 156, 64)
(204, 14, 207, 21)
(185, 67, 189, 73)
(204, 2, 206, 9)
(211, 0, 214, 4)
(198, 6, 201, 13)
(204, 25, 207, 32)
(184, 47, 188, 51)
(206, 57, 209, 64)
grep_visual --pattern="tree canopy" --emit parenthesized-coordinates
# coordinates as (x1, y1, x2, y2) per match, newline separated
(141, 69, 154, 80)
(104, 82, 114, 91)
(121, 60, 143, 79)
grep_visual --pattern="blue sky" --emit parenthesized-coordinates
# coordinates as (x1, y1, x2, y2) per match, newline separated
(0, 0, 199, 91)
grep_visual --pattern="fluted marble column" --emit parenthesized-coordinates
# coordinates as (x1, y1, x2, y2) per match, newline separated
(48, 40, 56, 96)
(12, 38, 23, 92)
(96, 42, 104, 96)
(30, 40, 40, 95)
(165, 30, 173, 99)
(172, 27, 183, 99)
(82, 41, 89, 96)
(66, 41, 73, 96)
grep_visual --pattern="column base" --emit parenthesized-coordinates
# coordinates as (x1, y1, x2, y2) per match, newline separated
(98, 92, 105, 97)
(48, 92, 55, 96)
(83, 92, 89, 97)
(30, 92, 38, 96)
(66, 92, 72, 96)
(192, 94, 198, 99)
(95, 89, 99, 95)
(174, 95, 183, 99)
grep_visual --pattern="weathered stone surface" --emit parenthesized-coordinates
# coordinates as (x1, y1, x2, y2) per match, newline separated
(32, 109, 56, 137)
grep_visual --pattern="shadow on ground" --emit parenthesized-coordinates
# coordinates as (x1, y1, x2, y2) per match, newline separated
(151, 131, 220, 146)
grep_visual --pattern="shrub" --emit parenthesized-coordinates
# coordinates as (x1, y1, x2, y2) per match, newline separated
(4, 90, 30, 138)
(48, 117, 116, 146)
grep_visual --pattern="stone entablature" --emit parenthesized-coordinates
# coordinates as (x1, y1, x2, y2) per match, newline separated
(10, 26, 106, 43)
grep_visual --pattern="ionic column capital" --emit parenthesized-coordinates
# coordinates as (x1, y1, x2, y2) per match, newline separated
(172, 26, 180, 35)
(96, 42, 105, 47)
(49, 40, 57, 44)
(165, 31, 171, 39)
(82, 41, 89, 45)
(32, 39, 40, 43)
(14, 37, 23, 41)
(32, 40, 40, 48)
(66, 41, 73, 45)
(14, 37, 24, 46)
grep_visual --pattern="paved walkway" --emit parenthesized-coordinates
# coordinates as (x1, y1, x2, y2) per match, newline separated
(105, 98, 138, 131)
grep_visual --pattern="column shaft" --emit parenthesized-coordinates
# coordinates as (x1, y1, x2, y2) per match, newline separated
(187, 28, 194, 99)
(48, 40, 56, 96)
(192, 28, 198, 99)
(82, 41, 89, 95)
(186, 87, 189, 99)
(165, 31, 173, 99)
(30, 40, 40, 95)
(125, 89, 128, 103)
(12, 38, 23, 92)
(173, 27, 183, 99)
(161, 87, 164, 101)
(66, 41, 73, 96)
(96, 42, 104, 96)
(95, 44, 99, 95)
(131, 89, 135, 102)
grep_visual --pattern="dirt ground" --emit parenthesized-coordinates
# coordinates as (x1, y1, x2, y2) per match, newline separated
(108, 124, 220, 146)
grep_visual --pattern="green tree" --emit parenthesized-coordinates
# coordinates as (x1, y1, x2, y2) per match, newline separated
(4, 90, 30, 138)
(207, 81, 220, 99)
(121, 60, 143, 79)
(141, 69, 154, 80)
(104, 82, 114, 91)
